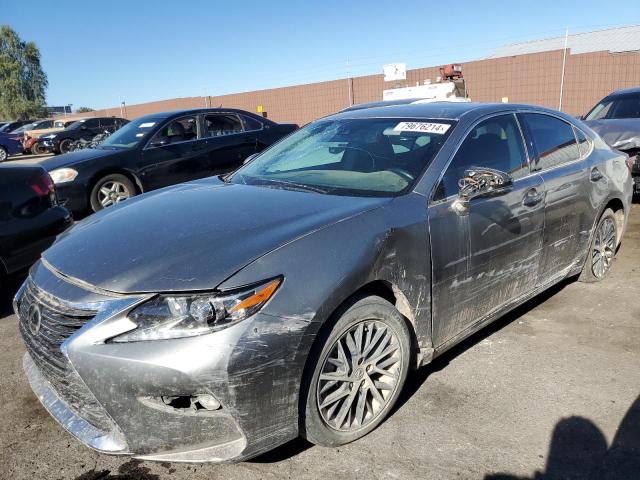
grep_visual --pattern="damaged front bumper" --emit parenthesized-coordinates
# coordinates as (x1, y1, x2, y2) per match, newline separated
(16, 262, 311, 463)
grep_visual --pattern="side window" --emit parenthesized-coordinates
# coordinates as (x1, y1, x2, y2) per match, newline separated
(525, 113, 581, 170)
(204, 114, 244, 137)
(83, 119, 99, 129)
(573, 127, 591, 157)
(148, 116, 198, 147)
(99, 118, 115, 130)
(436, 114, 528, 200)
(610, 94, 640, 119)
(241, 115, 263, 132)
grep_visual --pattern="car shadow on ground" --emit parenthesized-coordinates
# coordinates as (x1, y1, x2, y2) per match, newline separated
(485, 395, 640, 480)
(392, 279, 572, 415)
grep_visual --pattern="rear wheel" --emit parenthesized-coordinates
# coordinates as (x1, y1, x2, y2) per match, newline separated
(0, 146, 7, 162)
(90, 174, 136, 212)
(579, 208, 617, 283)
(301, 295, 411, 447)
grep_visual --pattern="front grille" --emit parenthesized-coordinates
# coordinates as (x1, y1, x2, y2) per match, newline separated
(18, 280, 114, 432)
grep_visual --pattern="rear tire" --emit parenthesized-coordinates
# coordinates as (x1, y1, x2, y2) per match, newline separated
(579, 208, 617, 283)
(89, 174, 136, 212)
(0, 146, 7, 162)
(301, 295, 411, 447)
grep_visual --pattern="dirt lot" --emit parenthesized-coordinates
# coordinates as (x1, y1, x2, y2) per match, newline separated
(0, 206, 638, 480)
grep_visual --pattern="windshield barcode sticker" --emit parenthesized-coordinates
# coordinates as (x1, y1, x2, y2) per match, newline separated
(393, 122, 451, 134)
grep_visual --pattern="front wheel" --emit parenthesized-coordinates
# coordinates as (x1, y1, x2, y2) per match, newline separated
(90, 174, 136, 212)
(579, 208, 618, 283)
(58, 138, 72, 154)
(301, 295, 411, 447)
(0, 146, 7, 162)
(31, 142, 46, 155)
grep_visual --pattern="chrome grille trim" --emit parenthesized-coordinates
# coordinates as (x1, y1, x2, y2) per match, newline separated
(18, 279, 114, 432)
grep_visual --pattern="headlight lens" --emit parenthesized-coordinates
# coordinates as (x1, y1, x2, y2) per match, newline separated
(111, 277, 282, 342)
(49, 168, 78, 184)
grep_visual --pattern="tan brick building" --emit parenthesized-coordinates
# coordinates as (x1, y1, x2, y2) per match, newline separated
(88, 25, 640, 125)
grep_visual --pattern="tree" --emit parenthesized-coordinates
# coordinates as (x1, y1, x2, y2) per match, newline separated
(75, 106, 94, 113)
(0, 26, 48, 120)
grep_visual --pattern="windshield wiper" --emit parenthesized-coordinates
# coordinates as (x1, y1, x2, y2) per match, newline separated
(262, 178, 332, 194)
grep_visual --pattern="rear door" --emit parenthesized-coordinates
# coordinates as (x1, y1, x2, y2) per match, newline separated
(519, 113, 591, 284)
(428, 113, 545, 346)
(138, 115, 205, 190)
(199, 112, 258, 175)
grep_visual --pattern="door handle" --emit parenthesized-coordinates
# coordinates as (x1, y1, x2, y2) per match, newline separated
(522, 187, 544, 207)
(590, 167, 603, 182)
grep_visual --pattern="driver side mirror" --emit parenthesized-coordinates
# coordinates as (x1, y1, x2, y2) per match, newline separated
(458, 167, 513, 200)
(148, 139, 168, 148)
(453, 167, 513, 215)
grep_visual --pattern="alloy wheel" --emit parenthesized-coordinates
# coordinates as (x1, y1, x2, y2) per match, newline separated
(98, 181, 131, 208)
(317, 320, 402, 432)
(592, 217, 616, 278)
(0, 147, 7, 161)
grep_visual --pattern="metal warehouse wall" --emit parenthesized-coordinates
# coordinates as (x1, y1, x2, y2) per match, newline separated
(88, 49, 640, 124)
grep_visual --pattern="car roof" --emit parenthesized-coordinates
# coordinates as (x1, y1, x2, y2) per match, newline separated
(135, 108, 270, 122)
(604, 86, 640, 99)
(327, 102, 566, 122)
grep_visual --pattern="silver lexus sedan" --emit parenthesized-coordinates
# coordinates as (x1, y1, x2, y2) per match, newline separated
(16, 102, 633, 462)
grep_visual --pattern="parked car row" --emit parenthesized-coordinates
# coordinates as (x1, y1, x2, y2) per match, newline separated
(7, 99, 633, 463)
(40, 108, 298, 213)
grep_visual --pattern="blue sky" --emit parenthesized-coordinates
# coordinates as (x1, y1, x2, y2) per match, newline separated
(3, 0, 639, 110)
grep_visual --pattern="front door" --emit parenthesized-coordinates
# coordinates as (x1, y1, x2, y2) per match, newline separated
(138, 115, 205, 190)
(428, 113, 545, 346)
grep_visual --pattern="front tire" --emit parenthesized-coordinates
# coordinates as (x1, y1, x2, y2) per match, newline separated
(301, 295, 411, 447)
(58, 138, 72, 154)
(0, 146, 7, 162)
(90, 174, 136, 212)
(579, 208, 618, 283)
(31, 142, 46, 155)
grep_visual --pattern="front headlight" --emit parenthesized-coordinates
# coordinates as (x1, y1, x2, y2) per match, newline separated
(49, 168, 78, 184)
(111, 277, 282, 342)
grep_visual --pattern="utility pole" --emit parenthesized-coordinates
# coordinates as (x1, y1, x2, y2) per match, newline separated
(559, 27, 569, 111)
(347, 59, 353, 106)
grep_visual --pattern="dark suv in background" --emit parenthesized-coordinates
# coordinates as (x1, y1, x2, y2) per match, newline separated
(38, 117, 129, 154)
(40, 108, 298, 213)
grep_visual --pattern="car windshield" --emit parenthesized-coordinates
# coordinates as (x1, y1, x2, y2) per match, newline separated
(585, 94, 640, 120)
(230, 117, 455, 196)
(98, 117, 162, 149)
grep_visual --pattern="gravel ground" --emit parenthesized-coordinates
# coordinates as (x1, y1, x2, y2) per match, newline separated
(0, 205, 638, 480)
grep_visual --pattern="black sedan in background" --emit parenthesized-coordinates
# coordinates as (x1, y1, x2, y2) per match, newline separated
(0, 165, 71, 289)
(41, 108, 298, 214)
(38, 117, 129, 154)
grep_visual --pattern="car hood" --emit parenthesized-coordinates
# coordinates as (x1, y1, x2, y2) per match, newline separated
(585, 119, 640, 152)
(42, 179, 390, 294)
(39, 147, 124, 170)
